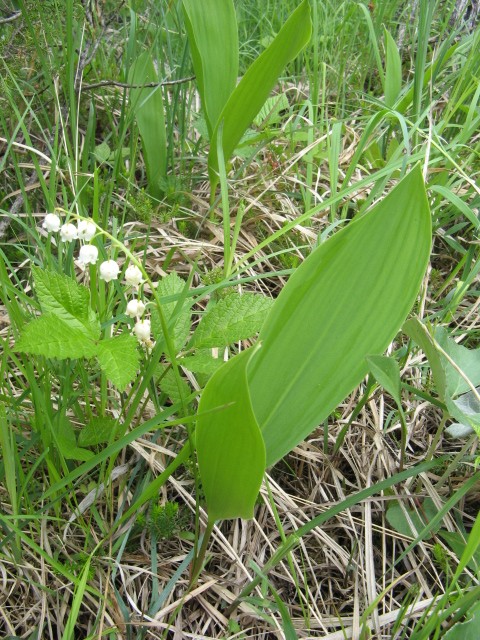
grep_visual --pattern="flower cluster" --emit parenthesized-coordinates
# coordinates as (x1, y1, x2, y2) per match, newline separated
(41, 213, 152, 345)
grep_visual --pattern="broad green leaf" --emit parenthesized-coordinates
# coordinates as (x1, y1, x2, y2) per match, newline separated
(196, 348, 265, 521)
(129, 52, 167, 199)
(15, 314, 97, 359)
(248, 166, 431, 466)
(366, 355, 402, 406)
(151, 273, 191, 353)
(78, 416, 117, 447)
(33, 267, 100, 340)
(96, 334, 140, 391)
(439, 530, 480, 573)
(403, 318, 447, 400)
(443, 605, 480, 640)
(183, 0, 238, 138)
(446, 390, 480, 437)
(208, 0, 311, 188)
(435, 327, 480, 398)
(386, 498, 439, 538)
(192, 293, 273, 348)
(404, 321, 480, 434)
(384, 28, 402, 107)
(445, 422, 474, 438)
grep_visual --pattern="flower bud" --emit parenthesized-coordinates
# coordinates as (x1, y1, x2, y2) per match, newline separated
(77, 219, 96, 241)
(126, 299, 146, 318)
(134, 319, 151, 343)
(99, 260, 120, 282)
(42, 213, 61, 233)
(60, 223, 78, 242)
(78, 244, 99, 267)
(125, 264, 144, 287)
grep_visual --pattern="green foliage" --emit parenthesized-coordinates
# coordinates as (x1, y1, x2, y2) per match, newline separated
(404, 320, 480, 436)
(386, 498, 439, 539)
(78, 417, 117, 447)
(15, 313, 99, 360)
(192, 292, 273, 348)
(180, 350, 224, 376)
(33, 267, 100, 339)
(129, 51, 167, 198)
(151, 272, 191, 353)
(384, 27, 402, 107)
(196, 347, 265, 521)
(443, 606, 480, 640)
(97, 334, 140, 392)
(157, 365, 191, 408)
(196, 167, 431, 519)
(208, 0, 312, 191)
(183, 0, 312, 193)
(137, 501, 187, 540)
(249, 167, 431, 466)
(15, 269, 139, 391)
(182, 0, 238, 138)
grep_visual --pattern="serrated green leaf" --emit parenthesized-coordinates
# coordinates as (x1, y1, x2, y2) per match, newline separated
(55, 417, 93, 462)
(96, 334, 140, 391)
(196, 347, 265, 520)
(78, 417, 117, 447)
(157, 366, 192, 408)
(151, 272, 191, 352)
(248, 166, 431, 466)
(183, 0, 238, 138)
(208, 0, 311, 189)
(253, 93, 290, 128)
(15, 314, 98, 359)
(93, 141, 111, 163)
(180, 350, 225, 375)
(33, 267, 100, 340)
(192, 293, 273, 348)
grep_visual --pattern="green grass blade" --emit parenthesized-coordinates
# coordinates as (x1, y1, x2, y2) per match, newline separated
(208, 0, 312, 190)
(384, 27, 402, 107)
(182, 0, 238, 138)
(248, 166, 432, 466)
(129, 51, 167, 198)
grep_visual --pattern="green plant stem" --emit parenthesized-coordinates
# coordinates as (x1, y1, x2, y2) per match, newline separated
(189, 517, 215, 587)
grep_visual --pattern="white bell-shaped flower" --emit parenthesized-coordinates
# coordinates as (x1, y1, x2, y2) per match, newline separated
(78, 244, 99, 267)
(99, 260, 120, 282)
(126, 299, 146, 318)
(42, 213, 61, 232)
(134, 319, 151, 343)
(77, 219, 96, 241)
(60, 223, 78, 242)
(125, 264, 144, 287)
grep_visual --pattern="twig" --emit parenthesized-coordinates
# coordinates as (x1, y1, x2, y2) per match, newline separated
(82, 76, 195, 91)
(0, 11, 21, 24)
(0, 172, 40, 240)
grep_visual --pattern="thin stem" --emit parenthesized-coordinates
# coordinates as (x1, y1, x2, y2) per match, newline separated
(189, 518, 215, 587)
